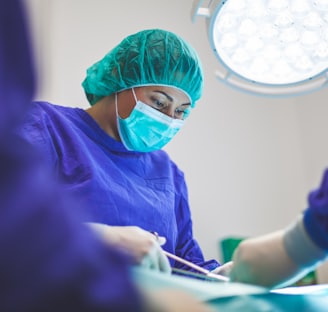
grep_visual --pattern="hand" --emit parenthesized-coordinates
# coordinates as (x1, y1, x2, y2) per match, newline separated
(86, 223, 171, 273)
(229, 230, 300, 288)
(140, 240, 171, 273)
(211, 261, 233, 277)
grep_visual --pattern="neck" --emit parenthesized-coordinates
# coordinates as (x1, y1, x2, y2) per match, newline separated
(85, 95, 120, 140)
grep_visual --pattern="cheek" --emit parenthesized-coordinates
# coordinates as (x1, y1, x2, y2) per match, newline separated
(119, 105, 134, 118)
(118, 97, 136, 119)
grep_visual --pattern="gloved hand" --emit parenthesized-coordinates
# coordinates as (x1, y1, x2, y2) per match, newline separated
(211, 261, 233, 277)
(229, 215, 327, 288)
(229, 230, 300, 288)
(86, 223, 171, 273)
(140, 241, 171, 273)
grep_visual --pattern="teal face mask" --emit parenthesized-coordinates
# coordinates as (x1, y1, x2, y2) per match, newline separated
(115, 90, 184, 152)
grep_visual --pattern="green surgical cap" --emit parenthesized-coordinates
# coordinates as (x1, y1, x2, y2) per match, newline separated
(82, 29, 203, 107)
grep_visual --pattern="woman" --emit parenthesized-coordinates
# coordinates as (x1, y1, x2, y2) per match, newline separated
(18, 28, 220, 273)
(1, 3, 216, 309)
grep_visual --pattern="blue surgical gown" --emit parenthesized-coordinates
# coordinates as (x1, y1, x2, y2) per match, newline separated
(304, 168, 328, 251)
(17, 101, 219, 271)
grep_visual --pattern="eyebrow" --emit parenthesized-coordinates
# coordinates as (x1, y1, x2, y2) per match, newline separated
(154, 90, 191, 106)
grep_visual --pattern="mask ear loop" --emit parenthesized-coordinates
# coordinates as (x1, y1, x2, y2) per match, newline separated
(116, 88, 138, 120)
(131, 87, 138, 103)
(115, 92, 120, 118)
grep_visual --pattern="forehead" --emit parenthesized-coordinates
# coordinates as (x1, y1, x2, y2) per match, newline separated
(136, 85, 190, 104)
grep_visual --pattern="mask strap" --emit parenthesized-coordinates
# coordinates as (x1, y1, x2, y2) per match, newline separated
(131, 87, 138, 103)
(115, 92, 120, 118)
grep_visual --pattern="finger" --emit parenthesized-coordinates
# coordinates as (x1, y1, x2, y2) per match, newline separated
(157, 235, 166, 246)
(211, 261, 233, 276)
(140, 244, 160, 271)
(158, 249, 171, 274)
(150, 231, 166, 246)
(140, 254, 155, 270)
(149, 245, 160, 271)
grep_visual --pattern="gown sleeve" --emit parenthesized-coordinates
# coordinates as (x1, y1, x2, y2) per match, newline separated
(283, 168, 328, 270)
(303, 168, 328, 251)
(174, 172, 220, 271)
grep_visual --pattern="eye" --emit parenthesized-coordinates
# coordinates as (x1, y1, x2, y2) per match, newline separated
(150, 96, 168, 110)
(175, 107, 191, 120)
(183, 108, 191, 119)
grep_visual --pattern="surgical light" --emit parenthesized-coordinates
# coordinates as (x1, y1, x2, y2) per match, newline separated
(192, 0, 328, 96)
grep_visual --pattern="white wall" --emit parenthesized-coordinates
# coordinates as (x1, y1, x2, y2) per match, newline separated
(25, 0, 328, 265)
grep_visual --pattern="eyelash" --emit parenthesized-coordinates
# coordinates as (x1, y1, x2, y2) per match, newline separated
(150, 96, 189, 119)
(152, 99, 166, 109)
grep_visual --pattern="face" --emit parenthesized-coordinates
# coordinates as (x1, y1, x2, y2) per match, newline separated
(117, 85, 191, 120)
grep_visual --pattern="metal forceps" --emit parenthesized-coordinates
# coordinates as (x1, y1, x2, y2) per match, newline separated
(150, 231, 229, 282)
(163, 250, 230, 282)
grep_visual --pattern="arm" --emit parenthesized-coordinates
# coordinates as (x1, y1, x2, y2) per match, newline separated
(230, 225, 315, 288)
(230, 169, 328, 288)
(1, 147, 212, 312)
(230, 216, 327, 288)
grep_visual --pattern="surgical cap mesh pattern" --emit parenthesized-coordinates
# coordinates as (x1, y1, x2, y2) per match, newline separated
(82, 29, 203, 107)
